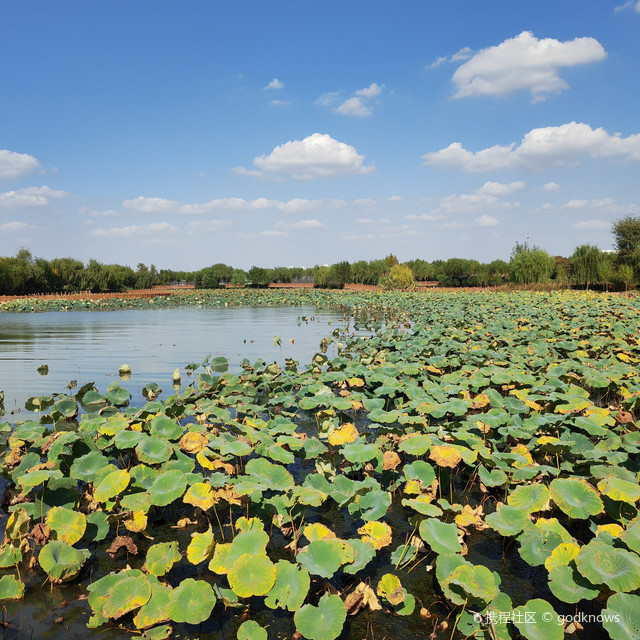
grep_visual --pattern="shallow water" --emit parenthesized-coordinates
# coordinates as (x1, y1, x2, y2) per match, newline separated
(0, 306, 354, 420)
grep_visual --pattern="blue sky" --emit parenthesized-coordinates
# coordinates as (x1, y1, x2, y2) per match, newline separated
(1, 1, 639, 270)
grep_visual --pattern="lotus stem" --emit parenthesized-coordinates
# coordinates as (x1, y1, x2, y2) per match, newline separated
(212, 502, 225, 541)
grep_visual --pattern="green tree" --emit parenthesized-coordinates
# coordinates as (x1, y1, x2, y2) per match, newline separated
(571, 244, 605, 290)
(616, 264, 635, 291)
(247, 266, 271, 287)
(381, 264, 415, 290)
(509, 245, 555, 284)
(612, 216, 640, 266)
(384, 253, 399, 267)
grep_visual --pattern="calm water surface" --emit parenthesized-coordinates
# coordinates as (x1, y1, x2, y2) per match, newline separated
(0, 306, 354, 419)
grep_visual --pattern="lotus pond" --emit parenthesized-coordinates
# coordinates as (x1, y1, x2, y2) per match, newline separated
(1, 290, 640, 640)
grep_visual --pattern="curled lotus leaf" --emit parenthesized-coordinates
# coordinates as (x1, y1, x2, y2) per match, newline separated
(228, 553, 277, 598)
(357, 521, 392, 550)
(183, 482, 215, 510)
(477, 465, 508, 487)
(602, 593, 640, 640)
(343, 539, 376, 575)
(124, 511, 148, 533)
(94, 469, 130, 503)
(419, 518, 462, 555)
(403, 460, 436, 487)
(549, 478, 603, 519)
(575, 540, 640, 592)
(38, 540, 89, 582)
(135, 436, 173, 465)
(237, 620, 268, 640)
(264, 560, 311, 611)
(442, 564, 497, 605)
(179, 431, 209, 453)
(166, 578, 216, 625)
(294, 593, 347, 640)
(208, 543, 232, 575)
(5, 508, 30, 541)
(429, 445, 463, 468)
(144, 541, 181, 576)
(547, 565, 599, 604)
(0, 575, 24, 600)
(597, 477, 640, 503)
(327, 423, 359, 446)
(341, 441, 379, 464)
(17, 469, 63, 493)
(506, 484, 550, 513)
(186, 525, 215, 565)
(148, 470, 188, 507)
(46, 506, 87, 546)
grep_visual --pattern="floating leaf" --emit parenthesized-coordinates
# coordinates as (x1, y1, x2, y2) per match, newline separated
(575, 540, 640, 592)
(94, 469, 130, 503)
(294, 593, 346, 640)
(46, 507, 87, 546)
(102, 573, 152, 619)
(265, 560, 311, 611)
(136, 436, 174, 465)
(133, 582, 172, 629)
(328, 423, 358, 446)
(148, 470, 188, 506)
(602, 593, 640, 640)
(512, 599, 563, 640)
(0, 575, 24, 600)
(549, 478, 603, 519)
(237, 620, 268, 640)
(598, 477, 640, 503)
(376, 573, 405, 606)
(186, 526, 215, 565)
(183, 482, 215, 510)
(507, 484, 550, 513)
(429, 445, 462, 468)
(297, 539, 354, 578)
(39, 540, 89, 582)
(228, 553, 277, 598)
(166, 578, 216, 625)
(485, 505, 529, 537)
(419, 518, 462, 555)
(357, 521, 392, 550)
(144, 541, 181, 576)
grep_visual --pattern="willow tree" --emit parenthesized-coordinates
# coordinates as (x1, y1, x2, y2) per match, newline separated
(571, 244, 605, 290)
(509, 246, 555, 284)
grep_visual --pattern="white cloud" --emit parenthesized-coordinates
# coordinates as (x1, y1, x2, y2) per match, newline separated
(0, 185, 69, 208)
(335, 97, 371, 117)
(240, 133, 374, 179)
(316, 91, 341, 107)
(0, 221, 33, 232)
(355, 82, 384, 98)
(265, 78, 284, 90)
(262, 230, 288, 237)
(452, 31, 606, 99)
(573, 219, 611, 229)
(90, 222, 178, 237)
(423, 122, 640, 172)
(542, 181, 561, 192)
(435, 181, 522, 214)
(429, 47, 472, 68)
(0, 149, 41, 180)
(79, 206, 118, 218)
(474, 214, 499, 226)
(387, 195, 403, 202)
(274, 219, 326, 230)
(615, 1, 640, 11)
(477, 180, 525, 196)
(123, 196, 181, 214)
(405, 213, 446, 221)
(270, 100, 291, 107)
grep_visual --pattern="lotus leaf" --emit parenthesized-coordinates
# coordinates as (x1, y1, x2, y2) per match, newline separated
(133, 582, 172, 629)
(179, 430, 209, 453)
(148, 470, 188, 506)
(149, 414, 184, 440)
(429, 445, 463, 468)
(39, 540, 89, 581)
(485, 505, 529, 536)
(327, 423, 358, 445)
(512, 599, 563, 640)
(69, 451, 109, 482)
(94, 468, 130, 502)
(341, 441, 379, 463)
(237, 620, 268, 640)
(85, 511, 110, 542)
(549, 477, 603, 518)
(136, 436, 174, 465)
(224, 528, 270, 569)
(544, 542, 580, 571)
(598, 477, 640, 503)
(114, 429, 147, 449)
(297, 539, 354, 578)
(264, 560, 310, 611)
(575, 540, 640, 592)
(183, 482, 215, 510)
(106, 383, 131, 406)
(376, 573, 405, 606)
(506, 484, 550, 513)
(0, 574, 24, 600)
(419, 518, 462, 555)
(187, 525, 215, 565)
(477, 465, 508, 487)
(304, 523, 336, 542)
(46, 506, 87, 545)
(294, 593, 346, 640)
(357, 521, 392, 550)
(17, 469, 63, 493)
(343, 539, 376, 574)
(102, 573, 152, 619)
(166, 578, 216, 625)
(351, 488, 391, 521)
(398, 435, 430, 456)
(244, 457, 294, 491)
(602, 593, 640, 640)
(5, 507, 30, 540)
(144, 541, 181, 576)
(0, 543, 22, 568)
(228, 552, 277, 598)
(547, 564, 599, 603)
(443, 564, 497, 605)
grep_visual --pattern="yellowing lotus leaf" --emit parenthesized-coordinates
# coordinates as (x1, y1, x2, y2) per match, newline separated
(429, 445, 462, 469)
(328, 423, 359, 446)
(179, 431, 209, 454)
(183, 482, 215, 510)
(358, 521, 392, 550)
(597, 524, 624, 538)
(544, 542, 580, 571)
(376, 573, 405, 606)
(304, 523, 336, 542)
(124, 511, 148, 533)
(348, 378, 365, 388)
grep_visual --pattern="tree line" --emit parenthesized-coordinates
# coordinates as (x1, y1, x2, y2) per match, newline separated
(1, 216, 639, 295)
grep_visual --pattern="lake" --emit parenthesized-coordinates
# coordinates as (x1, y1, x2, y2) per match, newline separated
(0, 306, 356, 420)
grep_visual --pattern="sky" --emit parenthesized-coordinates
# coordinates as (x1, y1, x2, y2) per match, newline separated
(1, 1, 639, 271)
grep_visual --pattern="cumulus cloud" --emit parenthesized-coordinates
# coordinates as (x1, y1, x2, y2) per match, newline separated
(90, 222, 178, 238)
(123, 196, 181, 214)
(0, 149, 41, 180)
(429, 47, 473, 69)
(0, 185, 69, 208)
(238, 133, 374, 179)
(319, 83, 385, 117)
(262, 230, 288, 237)
(573, 219, 611, 229)
(186, 220, 232, 233)
(355, 82, 384, 98)
(78, 206, 118, 218)
(473, 214, 499, 226)
(335, 97, 371, 117)
(434, 181, 523, 215)
(423, 122, 640, 172)
(274, 219, 326, 230)
(0, 221, 33, 232)
(264, 78, 284, 90)
(452, 31, 606, 99)
(542, 181, 561, 192)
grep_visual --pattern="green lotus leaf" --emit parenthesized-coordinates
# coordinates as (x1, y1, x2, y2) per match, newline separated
(144, 541, 181, 576)
(512, 599, 563, 640)
(121, 491, 153, 513)
(150, 414, 184, 440)
(419, 518, 462, 555)
(398, 435, 430, 456)
(186, 525, 215, 565)
(343, 539, 376, 575)
(46, 506, 87, 546)
(264, 560, 311, 611)
(87, 571, 128, 618)
(401, 497, 443, 517)
(350, 488, 391, 521)
(486, 505, 529, 536)
(5, 507, 30, 540)
(341, 441, 379, 463)
(0, 543, 22, 568)
(113, 429, 147, 449)
(547, 565, 599, 603)
(133, 582, 172, 629)
(598, 477, 640, 503)
(403, 460, 436, 486)
(106, 383, 131, 407)
(84, 511, 110, 543)
(38, 540, 89, 581)
(477, 466, 508, 487)
(549, 478, 603, 519)
(228, 553, 277, 598)
(294, 593, 346, 640)
(602, 593, 640, 640)
(0, 574, 24, 601)
(243, 458, 294, 491)
(69, 451, 110, 482)
(443, 564, 497, 605)
(94, 468, 130, 502)
(17, 469, 63, 493)
(297, 539, 354, 578)
(506, 484, 550, 513)
(148, 470, 188, 506)
(143, 624, 172, 640)
(575, 540, 640, 592)
(517, 520, 572, 567)
(622, 520, 640, 554)
(166, 578, 216, 624)
(102, 573, 152, 619)
(136, 436, 174, 465)
(237, 620, 267, 640)
(226, 529, 270, 568)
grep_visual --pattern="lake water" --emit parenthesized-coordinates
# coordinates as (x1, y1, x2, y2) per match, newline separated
(0, 306, 354, 420)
